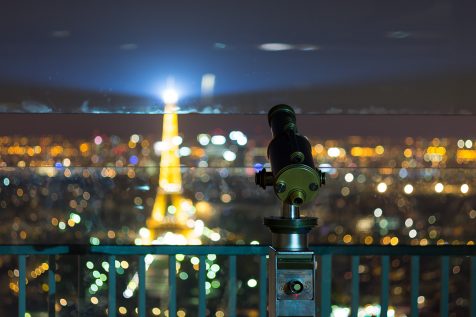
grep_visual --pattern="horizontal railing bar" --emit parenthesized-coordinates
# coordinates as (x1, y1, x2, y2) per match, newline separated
(91, 245, 269, 255)
(0, 244, 475, 256)
(311, 245, 476, 256)
(0, 245, 70, 255)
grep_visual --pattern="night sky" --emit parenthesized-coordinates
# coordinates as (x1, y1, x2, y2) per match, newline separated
(1, 1, 476, 114)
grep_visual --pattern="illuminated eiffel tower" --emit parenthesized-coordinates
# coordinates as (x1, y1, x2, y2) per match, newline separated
(145, 94, 195, 243)
(123, 91, 203, 298)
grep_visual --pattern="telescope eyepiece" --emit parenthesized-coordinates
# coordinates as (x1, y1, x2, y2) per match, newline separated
(268, 104, 297, 137)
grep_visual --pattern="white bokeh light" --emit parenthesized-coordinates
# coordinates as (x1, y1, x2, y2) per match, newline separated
(162, 88, 179, 104)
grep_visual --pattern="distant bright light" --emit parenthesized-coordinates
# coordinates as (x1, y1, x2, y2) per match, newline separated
(461, 184, 469, 194)
(404, 184, 414, 194)
(139, 227, 150, 239)
(327, 147, 340, 157)
(465, 140, 473, 148)
(409, 229, 417, 238)
(344, 173, 354, 183)
(405, 218, 413, 227)
(3, 178, 10, 186)
(63, 158, 71, 167)
(236, 135, 247, 146)
(374, 208, 383, 217)
(377, 182, 387, 193)
(247, 279, 258, 287)
(223, 150, 236, 161)
(162, 89, 179, 104)
(129, 155, 139, 165)
(332, 306, 351, 317)
(201, 73, 215, 96)
(399, 168, 408, 179)
(172, 136, 183, 146)
(229, 131, 240, 140)
(434, 183, 444, 193)
(211, 135, 226, 145)
(210, 232, 221, 241)
(198, 134, 210, 146)
(230, 130, 248, 145)
(154, 141, 171, 155)
(194, 220, 205, 235)
(179, 147, 191, 156)
(123, 289, 133, 299)
(130, 134, 140, 143)
(94, 136, 102, 145)
(259, 43, 293, 51)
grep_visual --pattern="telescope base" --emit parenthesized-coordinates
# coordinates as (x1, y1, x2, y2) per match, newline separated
(268, 248, 316, 317)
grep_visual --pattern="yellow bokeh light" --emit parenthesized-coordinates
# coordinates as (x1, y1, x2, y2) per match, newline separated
(403, 148, 413, 158)
(375, 145, 385, 155)
(343, 234, 352, 244)
(390, 237, 399, 246)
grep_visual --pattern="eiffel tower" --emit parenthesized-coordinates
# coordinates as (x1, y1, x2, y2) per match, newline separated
(146, 97, 195, 243)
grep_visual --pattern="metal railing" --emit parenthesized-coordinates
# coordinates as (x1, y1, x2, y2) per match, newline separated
(1, 244, 475, 317)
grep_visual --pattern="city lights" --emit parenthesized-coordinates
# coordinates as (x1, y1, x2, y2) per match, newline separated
(0, 124, 475, 315)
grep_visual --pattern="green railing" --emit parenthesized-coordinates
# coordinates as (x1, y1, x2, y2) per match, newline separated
(1, 244, 475, 317)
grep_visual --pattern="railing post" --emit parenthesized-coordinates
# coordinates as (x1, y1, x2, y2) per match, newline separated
(138, 255, 146, 317)
(48, 255, 56, 317)
(19, 255, 26, 317)
(351, 256, 359, 317)
(440, 256, 449, 317)
(199, 255, 206, 317)
(108, 255, 117, 317)
(471, 256, 476, 317)
(228, 255, 237, 317)
(320, 254, 332, 317)
(410, 256, 420, 317)
(380, 256, 390, 317)
(259, 255, 267, 317)
(169, 255, 177, 317)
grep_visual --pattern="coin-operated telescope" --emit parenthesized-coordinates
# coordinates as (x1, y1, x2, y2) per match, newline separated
(256, 104, 325, 317)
